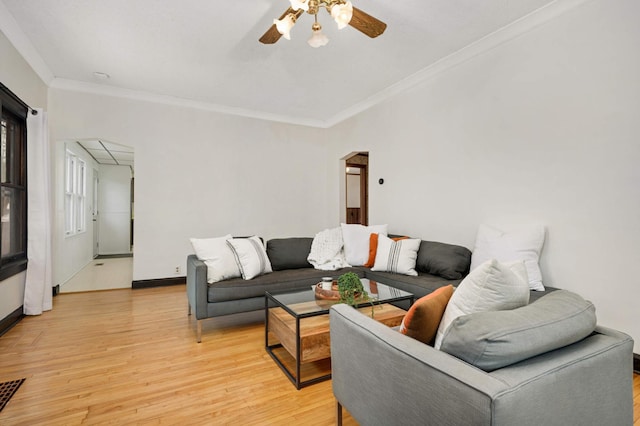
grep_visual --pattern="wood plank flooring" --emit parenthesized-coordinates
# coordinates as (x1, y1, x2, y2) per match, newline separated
(0, 285, 638, 425)
(635, 370, 640, 425)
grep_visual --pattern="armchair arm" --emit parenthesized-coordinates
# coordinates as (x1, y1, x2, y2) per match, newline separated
(329, 304, 507, 425)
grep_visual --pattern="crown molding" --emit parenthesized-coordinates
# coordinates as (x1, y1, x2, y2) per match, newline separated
(0, 0, 54, 85)
(49, 78, 328, 128)
(324, 0, 590, 128)
(2, 0, 587, 129)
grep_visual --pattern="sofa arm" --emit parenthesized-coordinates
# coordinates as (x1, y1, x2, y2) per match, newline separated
(488, 324, 634, 426)
(329, 304, 508, 425)
(330, 305, 634, 426)
(186, 254, 209, 321)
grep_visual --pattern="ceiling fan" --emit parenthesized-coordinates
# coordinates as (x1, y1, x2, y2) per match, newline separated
(259, 0, 387, 48)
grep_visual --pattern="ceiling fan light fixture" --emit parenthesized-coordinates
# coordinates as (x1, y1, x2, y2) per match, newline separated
(259, 0, 386, 46)
(308, 22, 329, 48)
(331, 1, 353, 29)
(274, 14, 296, 40)
(289, 0, 309, 12)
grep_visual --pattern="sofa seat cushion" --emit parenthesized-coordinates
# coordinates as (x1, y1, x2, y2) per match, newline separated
(208, 267, 364, 303)
(439, 290, 597, 371)
(364, 270, 462, 299)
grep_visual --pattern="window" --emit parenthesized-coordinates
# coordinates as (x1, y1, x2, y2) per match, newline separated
(65, 150, 87, 236)
(0, 83, 28, 280)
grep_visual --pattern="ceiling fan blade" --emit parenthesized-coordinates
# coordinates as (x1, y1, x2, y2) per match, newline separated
(259, 8, 304, 44)
(349, 7, 387, 38)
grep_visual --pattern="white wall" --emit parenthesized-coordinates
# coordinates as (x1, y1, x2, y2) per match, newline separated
(8, 0, 639, 354)
(98, 164, 132, 255)
(56, 141, 98, 286)
(48, 90, 335, 281)
(328, 0, 640, 351)
(0, 32, 47, 108)
(0, 30, 48, 321)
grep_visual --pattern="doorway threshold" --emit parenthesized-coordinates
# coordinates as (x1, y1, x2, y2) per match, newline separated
(95, 253, 133, 259)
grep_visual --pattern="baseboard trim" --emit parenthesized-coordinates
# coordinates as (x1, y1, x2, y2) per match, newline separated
(0, 306, 24, 338)
(95, 253, 133, 259)
(132, 276, 186, 289)
(634, 353, 639, 374)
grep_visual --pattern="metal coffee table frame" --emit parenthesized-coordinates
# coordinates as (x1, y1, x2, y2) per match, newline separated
(265, 281, 414, 389)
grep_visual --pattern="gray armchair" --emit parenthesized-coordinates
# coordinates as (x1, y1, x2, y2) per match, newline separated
(330, 303, 633, 426)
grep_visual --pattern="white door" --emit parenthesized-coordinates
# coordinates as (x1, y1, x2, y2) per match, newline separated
(92, 170, 99, 258)
(97, 165, 132, 255)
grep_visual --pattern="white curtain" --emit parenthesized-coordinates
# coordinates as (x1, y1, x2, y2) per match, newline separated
(24, 109, 53, 315)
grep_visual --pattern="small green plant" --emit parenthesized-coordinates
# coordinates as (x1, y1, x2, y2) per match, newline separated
(337, 272, 374, 317)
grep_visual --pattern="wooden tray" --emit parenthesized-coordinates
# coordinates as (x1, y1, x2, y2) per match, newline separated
(314, 282, 362, 301)
(314, 282, 340, 300)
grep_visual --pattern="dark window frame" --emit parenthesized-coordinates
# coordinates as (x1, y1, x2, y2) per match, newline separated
(0, 83, 28, 281)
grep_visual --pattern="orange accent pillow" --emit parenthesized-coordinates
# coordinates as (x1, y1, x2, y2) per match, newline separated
(364, 233, 379, 268)
(399, 285, 454, 345)
(364, 234, 409, 268)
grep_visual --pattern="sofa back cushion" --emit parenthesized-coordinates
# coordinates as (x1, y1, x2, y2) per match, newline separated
(439, 290, 597, 371)
(416, 241, 471, 280)
(266, 237, 313, 271)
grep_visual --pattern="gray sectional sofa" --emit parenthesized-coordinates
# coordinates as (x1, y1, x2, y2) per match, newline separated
(186, 236, 556, 342)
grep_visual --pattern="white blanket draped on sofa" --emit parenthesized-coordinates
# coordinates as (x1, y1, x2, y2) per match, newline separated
(307, 227, 351, 271)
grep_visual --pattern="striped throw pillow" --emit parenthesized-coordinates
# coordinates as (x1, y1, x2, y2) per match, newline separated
(371, 234, 420, 276)
(227, 236, 273, 280)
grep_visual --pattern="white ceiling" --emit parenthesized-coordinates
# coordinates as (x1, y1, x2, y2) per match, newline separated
(76, 140, 134, 171)
(1, 0, 560, 127)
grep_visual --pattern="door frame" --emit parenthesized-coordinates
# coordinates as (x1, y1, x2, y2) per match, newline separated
(344, 153, 369, 226)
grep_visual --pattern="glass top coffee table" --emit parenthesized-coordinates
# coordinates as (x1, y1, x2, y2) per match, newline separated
(265, 278, 414, 389)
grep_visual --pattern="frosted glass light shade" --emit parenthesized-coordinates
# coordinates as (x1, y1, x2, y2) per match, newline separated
(308, 29, 329, 48)
(289, 0, 309, 11)
(274, 14, 296, 40)
(331, 1, 353, 29)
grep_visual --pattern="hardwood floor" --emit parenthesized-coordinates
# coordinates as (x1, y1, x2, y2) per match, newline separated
(635, 371, 640, 426)
(0, 285, 357, 425)
(0, 285, 638, 425)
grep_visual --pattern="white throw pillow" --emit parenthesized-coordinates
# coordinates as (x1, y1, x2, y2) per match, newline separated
(341, 223, 388, 266)
(470, 224, 546, 291)
(434, 259, 530, 349)
(190, 235, 241, 283)
(226, 236, 273, 280)
(371, 235, 420, 276)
